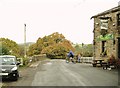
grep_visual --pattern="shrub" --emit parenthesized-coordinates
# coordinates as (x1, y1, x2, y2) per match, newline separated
(22, 57, 29, 65)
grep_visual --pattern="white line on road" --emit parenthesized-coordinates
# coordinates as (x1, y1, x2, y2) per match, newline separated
(29, 61, 41, 68)
(43, 62, 52, 65)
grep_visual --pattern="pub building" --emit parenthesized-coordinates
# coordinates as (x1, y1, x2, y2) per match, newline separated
(91, 5, 120, 64)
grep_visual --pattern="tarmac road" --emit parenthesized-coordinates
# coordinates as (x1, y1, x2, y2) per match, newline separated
(2, 59, 118, 87)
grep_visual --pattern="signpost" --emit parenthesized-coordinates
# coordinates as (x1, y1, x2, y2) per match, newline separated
(24, 24, 27, 58)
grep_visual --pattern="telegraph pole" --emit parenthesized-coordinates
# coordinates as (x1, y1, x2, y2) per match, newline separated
(24, 24, 27, 58)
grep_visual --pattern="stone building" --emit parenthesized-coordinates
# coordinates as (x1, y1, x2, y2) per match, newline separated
(91, 6, 120, 61)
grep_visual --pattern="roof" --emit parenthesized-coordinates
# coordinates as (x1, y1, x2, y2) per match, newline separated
(91, 6, 120, 19)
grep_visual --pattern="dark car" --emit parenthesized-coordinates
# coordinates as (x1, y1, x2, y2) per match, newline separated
(0, 55, 20, 81)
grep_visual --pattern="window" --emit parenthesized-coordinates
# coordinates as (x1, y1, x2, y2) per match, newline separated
(100, 19, 108, 30)
(118, 38, 120, 58)
(117, 13, 120, 26)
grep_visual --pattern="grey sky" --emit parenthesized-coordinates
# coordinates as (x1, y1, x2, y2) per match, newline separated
(0, 0, 119, 44)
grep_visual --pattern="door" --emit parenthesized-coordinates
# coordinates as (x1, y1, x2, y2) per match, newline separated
(118, 38, 120, 59)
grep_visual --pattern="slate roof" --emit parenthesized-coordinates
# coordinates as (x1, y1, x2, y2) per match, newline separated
(91, 6, 120, 19)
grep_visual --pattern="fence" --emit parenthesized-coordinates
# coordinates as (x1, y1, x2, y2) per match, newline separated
(22, 55, 93, 65)
(80, 57, 93, 63)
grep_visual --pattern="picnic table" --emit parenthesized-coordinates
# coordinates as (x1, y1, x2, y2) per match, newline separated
(92, 59, 105, 67)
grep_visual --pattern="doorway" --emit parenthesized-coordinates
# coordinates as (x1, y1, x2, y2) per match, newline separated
(118, 38, 120, 59)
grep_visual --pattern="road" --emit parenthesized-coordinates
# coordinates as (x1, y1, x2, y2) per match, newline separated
(2, 59, 118, 87)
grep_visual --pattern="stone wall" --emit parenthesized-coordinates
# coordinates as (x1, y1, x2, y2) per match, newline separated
(93, 11, 119, 61)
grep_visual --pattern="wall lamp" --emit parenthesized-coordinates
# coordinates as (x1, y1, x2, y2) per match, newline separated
(95, 23, 99, 25)
(113, 23, 115, 26)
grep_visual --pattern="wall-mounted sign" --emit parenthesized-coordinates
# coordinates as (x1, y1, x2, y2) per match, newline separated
(97, 34, 113, 41)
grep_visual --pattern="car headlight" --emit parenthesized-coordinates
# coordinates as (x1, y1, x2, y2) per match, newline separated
(11, 66, 17, 71)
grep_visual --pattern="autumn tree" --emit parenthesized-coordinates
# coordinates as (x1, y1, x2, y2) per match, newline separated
(27, 43, 37, 56)
(0, 38, 20, 57)
(28, 32, 74, 59)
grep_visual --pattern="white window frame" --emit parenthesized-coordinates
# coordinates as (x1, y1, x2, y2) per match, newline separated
(100, 19, 108, 30)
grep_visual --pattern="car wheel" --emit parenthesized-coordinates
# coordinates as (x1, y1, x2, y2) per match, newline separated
(12, 74, 19, 81)
(13, 76, 18, 81)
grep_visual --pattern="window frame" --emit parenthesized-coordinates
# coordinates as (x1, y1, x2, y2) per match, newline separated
(101, 41, 107, 57)
(100, 19, 108, 30)
(117, 13, 120, 26)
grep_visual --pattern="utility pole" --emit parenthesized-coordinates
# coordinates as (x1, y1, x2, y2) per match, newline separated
(24, 24, 27, 58)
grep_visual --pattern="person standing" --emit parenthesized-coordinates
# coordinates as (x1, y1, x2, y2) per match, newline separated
(77, 53, 81, 63)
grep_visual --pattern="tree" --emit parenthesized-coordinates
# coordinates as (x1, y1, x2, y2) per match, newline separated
(27, 43, 37, 56)
(0, 38, 20, 57)
(0, 45, 10, 55)
(28, 32, 75, 59)
(41, 43, 72, 59)
(74, 44, 93, 57)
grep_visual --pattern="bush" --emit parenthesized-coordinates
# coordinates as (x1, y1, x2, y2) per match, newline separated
(107, 54, 116, 67)
(22, 57, 29, 65)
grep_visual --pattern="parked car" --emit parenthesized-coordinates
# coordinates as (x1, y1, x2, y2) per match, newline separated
(0, 55, 20, 81)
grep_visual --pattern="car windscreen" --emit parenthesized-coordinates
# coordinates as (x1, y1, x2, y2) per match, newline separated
(0, 57, 16, 65)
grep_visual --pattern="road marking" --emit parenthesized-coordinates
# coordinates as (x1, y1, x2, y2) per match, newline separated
(29, 63, 39, 67)
(29, 61, 41, 68)
(30, 64, 38, 67)
(43, 62, 52, 65)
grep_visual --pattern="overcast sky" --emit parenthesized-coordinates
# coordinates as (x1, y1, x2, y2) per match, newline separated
(0, 0, 119, 44)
